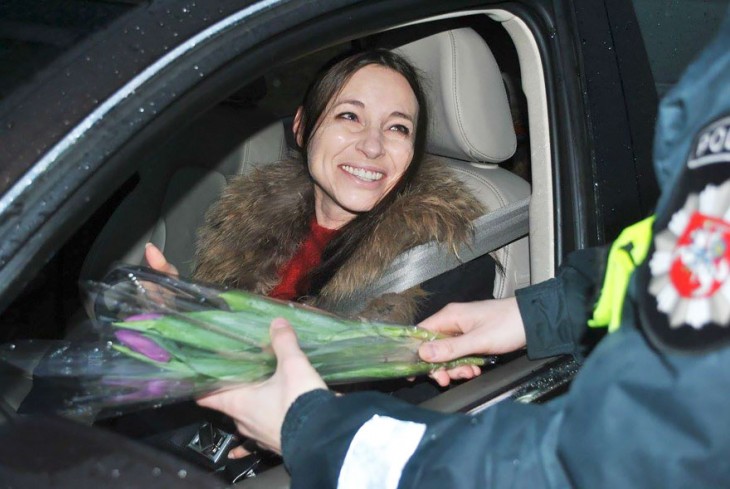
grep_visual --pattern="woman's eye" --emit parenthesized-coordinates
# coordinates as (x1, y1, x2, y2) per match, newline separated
(337, 112, 358, 122)
(389, 124, 411, 136)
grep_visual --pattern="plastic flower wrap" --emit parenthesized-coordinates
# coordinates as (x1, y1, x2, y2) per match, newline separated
(0, 265, 488, 420)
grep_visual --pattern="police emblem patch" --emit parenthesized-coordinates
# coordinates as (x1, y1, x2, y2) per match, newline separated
(649, 181, 730, 329)
(687, 115, 730, 169)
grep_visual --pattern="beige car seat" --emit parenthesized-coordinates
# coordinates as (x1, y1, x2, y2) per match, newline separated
(80, 103, 287, 280)
(396, 27, 531, 298)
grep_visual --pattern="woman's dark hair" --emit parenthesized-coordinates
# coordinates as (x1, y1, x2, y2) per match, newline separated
(298, 49, 429, 297)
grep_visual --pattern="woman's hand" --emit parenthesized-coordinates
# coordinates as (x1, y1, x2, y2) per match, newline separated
(144, 243, 179, 277)
(196, 318, 328, 455)
(417, 297, 526, 387)
(141, 243, 181, 304)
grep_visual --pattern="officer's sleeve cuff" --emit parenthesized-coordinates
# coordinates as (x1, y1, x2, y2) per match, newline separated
(281, 389, 336, 470)
(516, 279, 578, 359)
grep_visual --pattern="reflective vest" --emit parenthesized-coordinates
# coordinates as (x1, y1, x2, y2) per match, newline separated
(588, 216, 654, 332)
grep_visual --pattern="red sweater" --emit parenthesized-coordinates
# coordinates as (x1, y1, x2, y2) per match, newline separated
(269, 218, 340, 301)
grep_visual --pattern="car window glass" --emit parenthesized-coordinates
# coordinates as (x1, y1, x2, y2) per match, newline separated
(631, 0, 729, 97)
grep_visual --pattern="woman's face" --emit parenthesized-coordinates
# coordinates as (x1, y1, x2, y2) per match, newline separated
(296, 64, 418, 229)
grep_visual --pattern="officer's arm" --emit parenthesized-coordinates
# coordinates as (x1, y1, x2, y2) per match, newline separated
(282, 389, 567, 489)
(516, 246, 608, 359)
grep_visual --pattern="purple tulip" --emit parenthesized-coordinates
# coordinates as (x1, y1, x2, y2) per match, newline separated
(115, 329, 171, 363)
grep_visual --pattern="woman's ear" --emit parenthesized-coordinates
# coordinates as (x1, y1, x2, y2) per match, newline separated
(292, 106, 304, 148)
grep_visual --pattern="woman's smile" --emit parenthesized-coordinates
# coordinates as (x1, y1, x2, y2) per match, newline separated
(339, 164, 385, 183)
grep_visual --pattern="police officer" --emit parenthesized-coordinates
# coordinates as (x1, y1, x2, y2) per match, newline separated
(197, 12, 730, 488)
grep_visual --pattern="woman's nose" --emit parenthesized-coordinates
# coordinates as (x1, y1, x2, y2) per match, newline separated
(356, 126, 385, 159)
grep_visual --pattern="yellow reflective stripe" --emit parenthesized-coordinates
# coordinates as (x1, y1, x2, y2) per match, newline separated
(588, 216, 655, 332)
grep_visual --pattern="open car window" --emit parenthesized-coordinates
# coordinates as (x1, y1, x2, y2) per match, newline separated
(0, 7, 547, 483)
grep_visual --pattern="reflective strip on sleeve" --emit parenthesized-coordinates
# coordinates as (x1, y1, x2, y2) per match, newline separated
(337, 415, 426, 489)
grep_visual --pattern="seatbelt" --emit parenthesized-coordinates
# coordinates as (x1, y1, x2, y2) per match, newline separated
(329, 196, 530, 316)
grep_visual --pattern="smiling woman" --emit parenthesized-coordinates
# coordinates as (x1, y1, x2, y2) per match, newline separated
(184, 49, 496, 324)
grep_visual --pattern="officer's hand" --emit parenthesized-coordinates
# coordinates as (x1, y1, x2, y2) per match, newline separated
(196, 318, 327, 454)
(418, 297, 526, 386)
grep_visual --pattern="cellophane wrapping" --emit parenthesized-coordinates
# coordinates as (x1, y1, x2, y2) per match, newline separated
(0, 266, 486, 419)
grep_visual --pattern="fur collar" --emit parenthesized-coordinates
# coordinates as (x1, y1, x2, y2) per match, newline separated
(193, 157, 485, 323)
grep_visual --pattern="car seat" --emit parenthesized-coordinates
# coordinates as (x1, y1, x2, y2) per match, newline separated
(80, 103, 287, 281)
(395, 27, 531, 298)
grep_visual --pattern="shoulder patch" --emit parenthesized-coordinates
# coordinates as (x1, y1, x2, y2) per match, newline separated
(638, 180, 730, 353)
(649, 181, 730, 328)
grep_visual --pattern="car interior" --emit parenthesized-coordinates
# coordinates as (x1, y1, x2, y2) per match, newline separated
(0, 9, 562, 483)
(79, 25, 532, 302)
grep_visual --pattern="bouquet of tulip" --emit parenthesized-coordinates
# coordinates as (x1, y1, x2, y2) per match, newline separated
(0, 266, 487, 419)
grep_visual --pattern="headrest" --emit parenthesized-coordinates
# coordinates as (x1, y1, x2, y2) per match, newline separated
(395, 28, 516, 163)
(234, 121, 288, 174)
(210, 118, 287, 176)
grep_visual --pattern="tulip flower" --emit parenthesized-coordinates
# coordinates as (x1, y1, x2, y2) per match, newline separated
(0, 265, 491, 417)
(114, 329, 171, 363)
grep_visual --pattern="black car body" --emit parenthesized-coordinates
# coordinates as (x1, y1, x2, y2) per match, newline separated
(0, 0, 725, 486)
